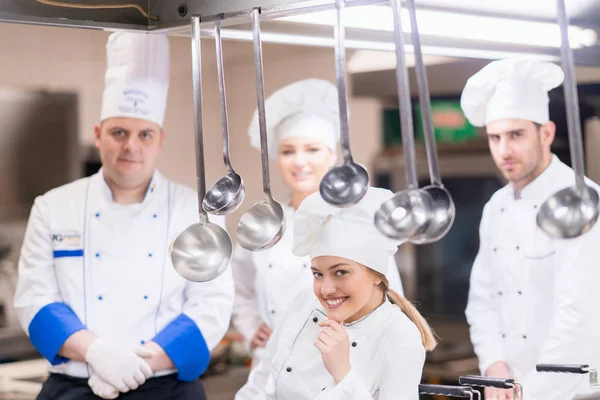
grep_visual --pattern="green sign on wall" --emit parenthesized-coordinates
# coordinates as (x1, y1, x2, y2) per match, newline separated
(383, 100, 477, 147)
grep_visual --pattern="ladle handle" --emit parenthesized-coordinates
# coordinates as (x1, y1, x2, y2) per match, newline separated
(536, 364, 590, 374)
(391, 0, 418, 190)
(334, 0, 353, 163)
(406, 0, 441, 186)
(251, 8, 273, 198)
(191, 16, 208, 224)
(419, 384, 474, 398)
(215, 15, 233, 171)
(557, 0, 586, 194)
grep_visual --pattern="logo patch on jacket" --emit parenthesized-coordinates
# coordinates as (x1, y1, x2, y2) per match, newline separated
(52, 230, 82, 248)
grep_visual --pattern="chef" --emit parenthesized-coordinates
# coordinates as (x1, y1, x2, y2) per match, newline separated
(231, 78, 404, 368)
(461, 58, 600, 400)
(235, 186, 435, 400)
(13, 32, 234, 400)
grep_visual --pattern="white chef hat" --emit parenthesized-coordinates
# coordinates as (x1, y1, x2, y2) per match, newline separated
(100, 32, 170, 128)
(460, 58, 564, 127)
(293, 186, 402, 275)
(247, 78, 340, 159)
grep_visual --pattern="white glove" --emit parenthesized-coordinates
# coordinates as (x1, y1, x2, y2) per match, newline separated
(88, 372, 119, 399)
(85, 338, 153, 393)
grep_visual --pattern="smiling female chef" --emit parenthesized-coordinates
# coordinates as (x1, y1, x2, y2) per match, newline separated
(231, 79, 404, 368)
(12, 32, 234, 399)
(235, 186, 436, 400)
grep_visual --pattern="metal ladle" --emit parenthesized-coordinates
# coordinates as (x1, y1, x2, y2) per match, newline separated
(536, 0, 599, 239)
(203, 15, 245, 215)
(405, 0, 455, 245)
(170, 16, 233, 282)
(318, 0, 369, 208)
(236, 8, 286, 251)
(374, 0, 433, 241)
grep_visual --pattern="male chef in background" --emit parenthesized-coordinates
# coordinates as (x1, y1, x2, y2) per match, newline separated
(461, 58, 600, 400)
(13, 31, 234, 399)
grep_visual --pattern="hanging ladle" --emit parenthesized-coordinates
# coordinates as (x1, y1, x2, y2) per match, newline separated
(536, 0, 599, 239)
(203, 15, 245, 215)
(405, 0, 455, 244)
(374, 0, 433, 241)
(170, 16, 233, 281)
(236, 8, 286, 251)
(319, 0, 369, 208)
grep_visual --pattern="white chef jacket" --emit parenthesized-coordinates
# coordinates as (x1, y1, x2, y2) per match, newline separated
(465, 154, 600, 400)
(231, 204, 404, 362)
(235, 288, 425, 400)
(13, 169, 234, 381)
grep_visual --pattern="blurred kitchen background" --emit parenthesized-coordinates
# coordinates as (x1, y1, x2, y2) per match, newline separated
(0, 2, 600, 397)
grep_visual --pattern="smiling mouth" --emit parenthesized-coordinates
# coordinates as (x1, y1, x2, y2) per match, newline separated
(324, 297, 348, 309)
(292, 171, 312, 179)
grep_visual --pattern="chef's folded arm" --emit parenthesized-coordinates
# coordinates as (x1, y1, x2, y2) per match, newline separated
(465, 204, 506, 374)
(13, 198, 87, 366)
(150, 207, 234, 381)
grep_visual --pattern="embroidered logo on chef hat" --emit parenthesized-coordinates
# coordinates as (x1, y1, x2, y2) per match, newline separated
(101, 32, 170, 128)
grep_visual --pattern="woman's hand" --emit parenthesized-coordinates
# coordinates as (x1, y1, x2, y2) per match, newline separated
(251, 323, 273, 349)
(314, 320, 351, 384)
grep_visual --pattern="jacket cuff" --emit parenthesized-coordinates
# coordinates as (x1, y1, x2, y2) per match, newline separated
(153, 313, 210, 381)
(28, 302, 86, 365)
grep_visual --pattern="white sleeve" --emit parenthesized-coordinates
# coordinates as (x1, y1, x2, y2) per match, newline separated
(13, 197, 62, 330)
(231, 243, 262, 352)
(519, 224, 600, 400)
(464, 204, 506, 374)
(182, 213, 235, 351)
(385, 256, 404, 296)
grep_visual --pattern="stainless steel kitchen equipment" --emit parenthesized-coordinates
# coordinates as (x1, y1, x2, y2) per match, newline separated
(374, 0, 433, 241)
(236, 8, 287, 251)
(170, 16, 233, 282)
(203, 15, 246, 216)
(419, 384, 477, 399)
(459, 375, 523, 400)
(318, 0, 369, 208)
(536, 364, 600, 389)
(405, 0, 456, 245)
(536, 0, 600, 239)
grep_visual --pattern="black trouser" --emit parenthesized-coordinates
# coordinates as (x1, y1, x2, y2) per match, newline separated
(36, 373, 206, 400)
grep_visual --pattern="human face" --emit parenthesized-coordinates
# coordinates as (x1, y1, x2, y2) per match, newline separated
(278, 137, 337, 195)
(94, 117, 164, 190)
(486, 119, 555, 189)
(311, 256, 384, 324)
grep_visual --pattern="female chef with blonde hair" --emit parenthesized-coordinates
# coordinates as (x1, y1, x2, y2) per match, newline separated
(231, 79, 404, 367)
(235, 186, 435, 400)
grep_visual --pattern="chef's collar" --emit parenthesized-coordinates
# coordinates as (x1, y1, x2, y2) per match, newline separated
(315, 297, 394, 329)
(96, 167, 161, 206)
(514, 154, 560, 201)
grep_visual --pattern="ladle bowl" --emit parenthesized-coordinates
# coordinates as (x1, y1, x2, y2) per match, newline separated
(411, 184, 455, 244)
(536, 185, 599, 239)
(237, 198, 286, 251)
(320, 161, 369, 208)
(170, 15, 233, 282)
(374, 188, 433, 241)
(203, 172, 245, 215)
(171, 220, 233, 281)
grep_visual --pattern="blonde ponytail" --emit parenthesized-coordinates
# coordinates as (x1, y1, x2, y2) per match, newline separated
(385, 288, 437, 351)
(370, 270, 437, 351)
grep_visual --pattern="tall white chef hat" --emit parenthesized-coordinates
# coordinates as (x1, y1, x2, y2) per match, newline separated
(293, 186, 402, 275)
(100, 32, 170, 128)
(248, 78, 340, 159)
(460, 58, 564, 127)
